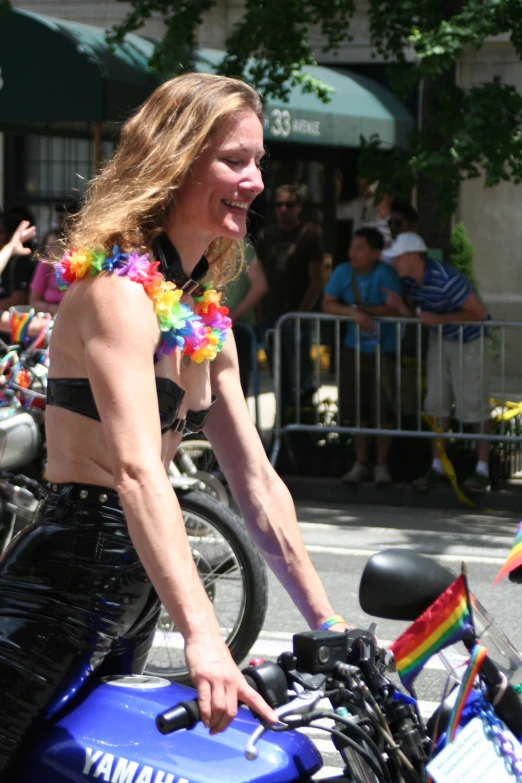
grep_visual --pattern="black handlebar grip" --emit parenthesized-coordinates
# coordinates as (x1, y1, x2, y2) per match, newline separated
(156, 699, 201, 734)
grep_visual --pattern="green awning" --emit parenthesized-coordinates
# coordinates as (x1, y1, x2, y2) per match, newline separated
(0, 9, 413, 146)
(0, 8, 159, 122)
(196, 50, 413, 148)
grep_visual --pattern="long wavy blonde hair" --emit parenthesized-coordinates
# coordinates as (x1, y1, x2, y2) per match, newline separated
(68, 73, 264, 287)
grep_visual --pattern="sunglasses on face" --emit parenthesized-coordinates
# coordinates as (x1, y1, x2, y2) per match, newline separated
(275, 201, 298, 209)
(388, 218, 405, 227)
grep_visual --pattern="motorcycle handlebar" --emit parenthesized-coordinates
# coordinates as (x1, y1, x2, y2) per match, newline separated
(156, 699, 201, 735)
(155, 630, 383, 736)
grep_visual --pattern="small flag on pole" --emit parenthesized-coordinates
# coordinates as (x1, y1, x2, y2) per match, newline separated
(493, 521, 522, 585)
(445, 643, 488, 745)
(389, 574, 473, 692)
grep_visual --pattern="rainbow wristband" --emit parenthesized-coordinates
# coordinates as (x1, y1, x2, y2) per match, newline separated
(316, 614, 346, 631)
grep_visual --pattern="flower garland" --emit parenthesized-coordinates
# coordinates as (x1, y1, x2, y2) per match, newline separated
(55, 245, 231, 363)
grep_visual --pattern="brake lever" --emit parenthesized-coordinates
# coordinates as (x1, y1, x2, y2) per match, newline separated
(245, 689, 324, 760)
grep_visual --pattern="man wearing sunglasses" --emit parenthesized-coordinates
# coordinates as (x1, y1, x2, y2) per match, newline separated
(382, 201, 418, 265)
(388, 202, 418, 241)
(256, 184, 325, 416)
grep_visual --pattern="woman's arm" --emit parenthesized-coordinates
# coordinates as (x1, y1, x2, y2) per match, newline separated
(79, 275, 277, 734)
(205, 332, 349, 630)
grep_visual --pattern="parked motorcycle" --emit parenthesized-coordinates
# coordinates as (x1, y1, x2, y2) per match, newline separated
(9, 547, 522, 781)
(0, 328, 267, 683)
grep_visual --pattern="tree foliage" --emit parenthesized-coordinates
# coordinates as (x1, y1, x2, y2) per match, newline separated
(449, 222, 477, 288)
(106, 0, 216, 74)
(109, 0, 522, 214)
(362, 0, 522, 212)
(108, 0, 355, 103)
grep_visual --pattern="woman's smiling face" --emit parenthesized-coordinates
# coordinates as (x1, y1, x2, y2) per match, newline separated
(174, 110, 265, 243)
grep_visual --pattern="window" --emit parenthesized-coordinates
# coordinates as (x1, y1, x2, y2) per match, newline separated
(22, 134, 115, 239)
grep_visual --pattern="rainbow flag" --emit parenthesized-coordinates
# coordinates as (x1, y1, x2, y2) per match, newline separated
(389, 574, 472, 692)
(493, 521, 522, 585)
(445, 644, 487, 745)
(9, 309, 32, 345)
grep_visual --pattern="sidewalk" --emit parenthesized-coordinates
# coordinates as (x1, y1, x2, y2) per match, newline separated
(283, 475, 522, 515)
(247, 370, 522, 515)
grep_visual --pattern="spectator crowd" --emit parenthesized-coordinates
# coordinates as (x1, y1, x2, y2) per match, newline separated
(238, 181, 492, 495)
(0, 185, 492, 495)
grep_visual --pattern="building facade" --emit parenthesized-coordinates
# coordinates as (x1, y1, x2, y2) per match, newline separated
(5, 1, 521, 384)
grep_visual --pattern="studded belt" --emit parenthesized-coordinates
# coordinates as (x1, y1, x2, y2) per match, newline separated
(43, 481, 122, 511)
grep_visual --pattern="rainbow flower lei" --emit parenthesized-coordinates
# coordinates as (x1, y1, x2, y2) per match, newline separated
(55, 246, 231, 363)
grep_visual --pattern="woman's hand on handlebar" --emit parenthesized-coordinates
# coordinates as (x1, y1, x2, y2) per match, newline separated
(330, 622, 381, 646)
(185, 634, 279, 735)
(329, 623, 353, 633)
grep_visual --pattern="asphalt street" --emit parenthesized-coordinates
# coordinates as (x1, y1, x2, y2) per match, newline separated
(241, 501, 522, 777)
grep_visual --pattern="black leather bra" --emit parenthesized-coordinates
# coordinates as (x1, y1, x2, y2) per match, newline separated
(46, 377, 215, 436)
(46, 235, 216, 437)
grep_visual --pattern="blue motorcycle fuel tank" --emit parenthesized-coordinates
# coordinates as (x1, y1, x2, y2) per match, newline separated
(17, 675, 323, 783)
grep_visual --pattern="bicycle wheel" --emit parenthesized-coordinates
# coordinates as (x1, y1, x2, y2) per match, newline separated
(144, 489, 268, 682)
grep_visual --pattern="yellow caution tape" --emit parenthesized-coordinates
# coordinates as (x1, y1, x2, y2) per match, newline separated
(422, 414, 478, 509)
(421, 413, 520, 516)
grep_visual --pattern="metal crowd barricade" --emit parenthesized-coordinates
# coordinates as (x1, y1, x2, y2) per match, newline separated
(233, 321, 261, 432)
(269, 312, 522, 469)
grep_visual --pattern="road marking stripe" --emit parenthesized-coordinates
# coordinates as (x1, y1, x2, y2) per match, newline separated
(299, 521, 516, 544)
(258, 630, 294, 641)
(304, 544, 507, 564)
(304, 737, 342, 754)
(314, 765, 346, 778)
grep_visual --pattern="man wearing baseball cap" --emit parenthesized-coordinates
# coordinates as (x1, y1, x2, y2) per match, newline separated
(383, 232, 491, 493)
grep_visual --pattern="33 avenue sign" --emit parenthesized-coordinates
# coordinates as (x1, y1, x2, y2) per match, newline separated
(264, 108, 321, 141)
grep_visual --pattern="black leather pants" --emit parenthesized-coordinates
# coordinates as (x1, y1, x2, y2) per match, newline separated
(0, 483, 161, 779)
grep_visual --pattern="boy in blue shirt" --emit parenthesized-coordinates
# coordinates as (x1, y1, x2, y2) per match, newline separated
(323, 227, 403, 485)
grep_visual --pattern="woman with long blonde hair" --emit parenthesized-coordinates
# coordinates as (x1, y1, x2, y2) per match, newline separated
(0, 72, 349, 777)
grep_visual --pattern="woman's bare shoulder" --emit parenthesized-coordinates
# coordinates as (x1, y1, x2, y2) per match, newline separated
(56, 273, 159, 354)
(63, 272, 155, 318)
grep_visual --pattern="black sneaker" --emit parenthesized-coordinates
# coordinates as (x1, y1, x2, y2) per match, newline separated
(461, 471, 490, 493)
(413, 468, 448, 492)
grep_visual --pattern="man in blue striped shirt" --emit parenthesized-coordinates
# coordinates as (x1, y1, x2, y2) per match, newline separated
(384, 232, 491, 493)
